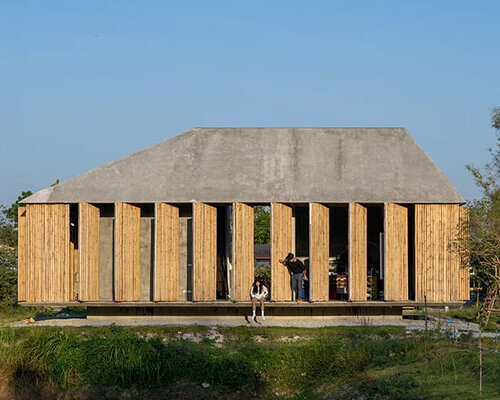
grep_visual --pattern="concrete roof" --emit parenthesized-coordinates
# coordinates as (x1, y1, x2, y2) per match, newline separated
(23, 127, 465, 204)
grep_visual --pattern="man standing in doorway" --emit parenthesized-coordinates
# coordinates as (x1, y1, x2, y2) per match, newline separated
(279, 253, 307, 303)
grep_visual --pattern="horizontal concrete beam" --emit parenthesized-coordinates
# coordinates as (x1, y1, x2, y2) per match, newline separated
(19, 300, 466, 308)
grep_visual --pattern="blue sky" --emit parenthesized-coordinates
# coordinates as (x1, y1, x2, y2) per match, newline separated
(1, 1, 499, 206)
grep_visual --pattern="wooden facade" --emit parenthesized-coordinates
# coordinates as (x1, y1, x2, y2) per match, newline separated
(309, 203, 329, 302)
(384, 203, 409, 301)
(21, 204, 71, 303)
(271, 203, 293, 301)
(415, 204, 468, 302)
(114, 203, 141, 301)
(17, 201, 470, 305)
(457, 207, 470, 301)
(78, 203, 100, 301)
(17, 206, 27, 302)
(349, 203, 367, 301)
(154, 203, 180, 301)
(232, 203, 255, 301)
(193, 202, 217, 301)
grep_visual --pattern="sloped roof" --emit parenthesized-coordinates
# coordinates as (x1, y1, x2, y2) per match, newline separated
(23, 127, 465, 204)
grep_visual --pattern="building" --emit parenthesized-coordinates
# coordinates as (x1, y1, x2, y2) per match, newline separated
(18, 128, 470, 318)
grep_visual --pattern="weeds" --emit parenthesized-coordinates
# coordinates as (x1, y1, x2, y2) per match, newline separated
(0, 326, 498, 399)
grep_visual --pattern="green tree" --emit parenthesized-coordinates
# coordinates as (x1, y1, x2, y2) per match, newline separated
(0, 189, 34, 309)
(465, 107, 500, 324)
(254, 206, 270, 244)
(2, 190, 32, 227)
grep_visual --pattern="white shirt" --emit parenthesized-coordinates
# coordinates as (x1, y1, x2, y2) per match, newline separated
(250, 285, 268, 300)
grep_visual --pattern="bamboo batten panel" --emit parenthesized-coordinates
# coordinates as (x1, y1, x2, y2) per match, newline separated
(78, 203, 100, 301)
(384, 203, 409, 301)
(69, 229, 79, 301)
(271, 203, 293, 301)
(232, 203, 255, 301)
(415, 204, 461, 302)
(309, 203, 329, 302)
(349, 203, 367, 301)
(193, 202, 217, 301)
(25, 204, 70, 303)
(154, 203, 180, 301)
(457, 207, 470, 301)
(114, 203, 141, 301)
(17, 206, 27, 302)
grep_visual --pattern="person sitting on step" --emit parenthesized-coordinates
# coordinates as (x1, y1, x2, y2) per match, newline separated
(250, 277, 268, 322)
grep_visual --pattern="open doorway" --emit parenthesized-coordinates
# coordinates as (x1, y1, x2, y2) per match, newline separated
(407, 205, 415, 300)
(328, 205, 349, 300)
(254, 205, 271, 297)
(367, 205, 384, 300)
(216, 205, 232, 300)
(294, 205, 310, 301)
(178, 204, 193, 301)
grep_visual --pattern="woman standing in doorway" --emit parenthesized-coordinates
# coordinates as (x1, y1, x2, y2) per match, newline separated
(250, 278, 268, 322)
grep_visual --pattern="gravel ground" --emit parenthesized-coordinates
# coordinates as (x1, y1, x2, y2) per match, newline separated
(7, 314, 497, 337)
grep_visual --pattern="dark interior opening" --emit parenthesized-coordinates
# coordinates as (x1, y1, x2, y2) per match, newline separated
(98, 204, 114, 302)
(216, 205, 231, 300)
(69, 204, 79, 301)
(178, 204, 193, 301)
(294, 205, 310, 301)
(367, 205, 384, 300)
(329, 205, 349, 301)
(137, 204, 154, 302)
(407, 205, 415, 300)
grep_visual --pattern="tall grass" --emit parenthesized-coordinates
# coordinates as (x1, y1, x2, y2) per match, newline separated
(0, 326, 498, 399)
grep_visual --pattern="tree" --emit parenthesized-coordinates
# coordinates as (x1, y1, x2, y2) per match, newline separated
(254, 206, 270, 244)
(2, 190, 32, 228)
(465, 107, 500, 324)
(0, 189, 33, 309)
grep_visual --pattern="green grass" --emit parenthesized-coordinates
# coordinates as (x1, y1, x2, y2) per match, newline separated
(408, 304, 500, 332)
(0, 325, 498, 399)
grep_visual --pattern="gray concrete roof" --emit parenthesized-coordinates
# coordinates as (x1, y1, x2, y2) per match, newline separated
(23, 127, 465, 204)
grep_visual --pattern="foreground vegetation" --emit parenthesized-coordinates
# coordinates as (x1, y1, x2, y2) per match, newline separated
(0, 325, 498, 400)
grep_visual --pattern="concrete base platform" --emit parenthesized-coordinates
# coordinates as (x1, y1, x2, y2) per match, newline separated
(87, 303, 404, 325)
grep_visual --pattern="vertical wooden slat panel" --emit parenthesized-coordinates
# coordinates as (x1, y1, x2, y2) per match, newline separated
(349, 203, 367, 301)
(271, 203, 293, 301)
(114, 202, 141, 301)
(69, 221, 79, 301)
(232, 203, 255, 301)
(17, 206, 27, 302)
(384, 203, 408, 301)
(154, 203, 180, 301)
(309, 203, 329, 302)
(415, 204, 461, 302)
(193, 202, 217, 301)
(24, 204, 70, 303)
(79, 203, 100, 301)
(458, 207, 470, 301)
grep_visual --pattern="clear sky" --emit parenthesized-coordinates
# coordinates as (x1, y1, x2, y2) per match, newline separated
(1, 1, 499, 207)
